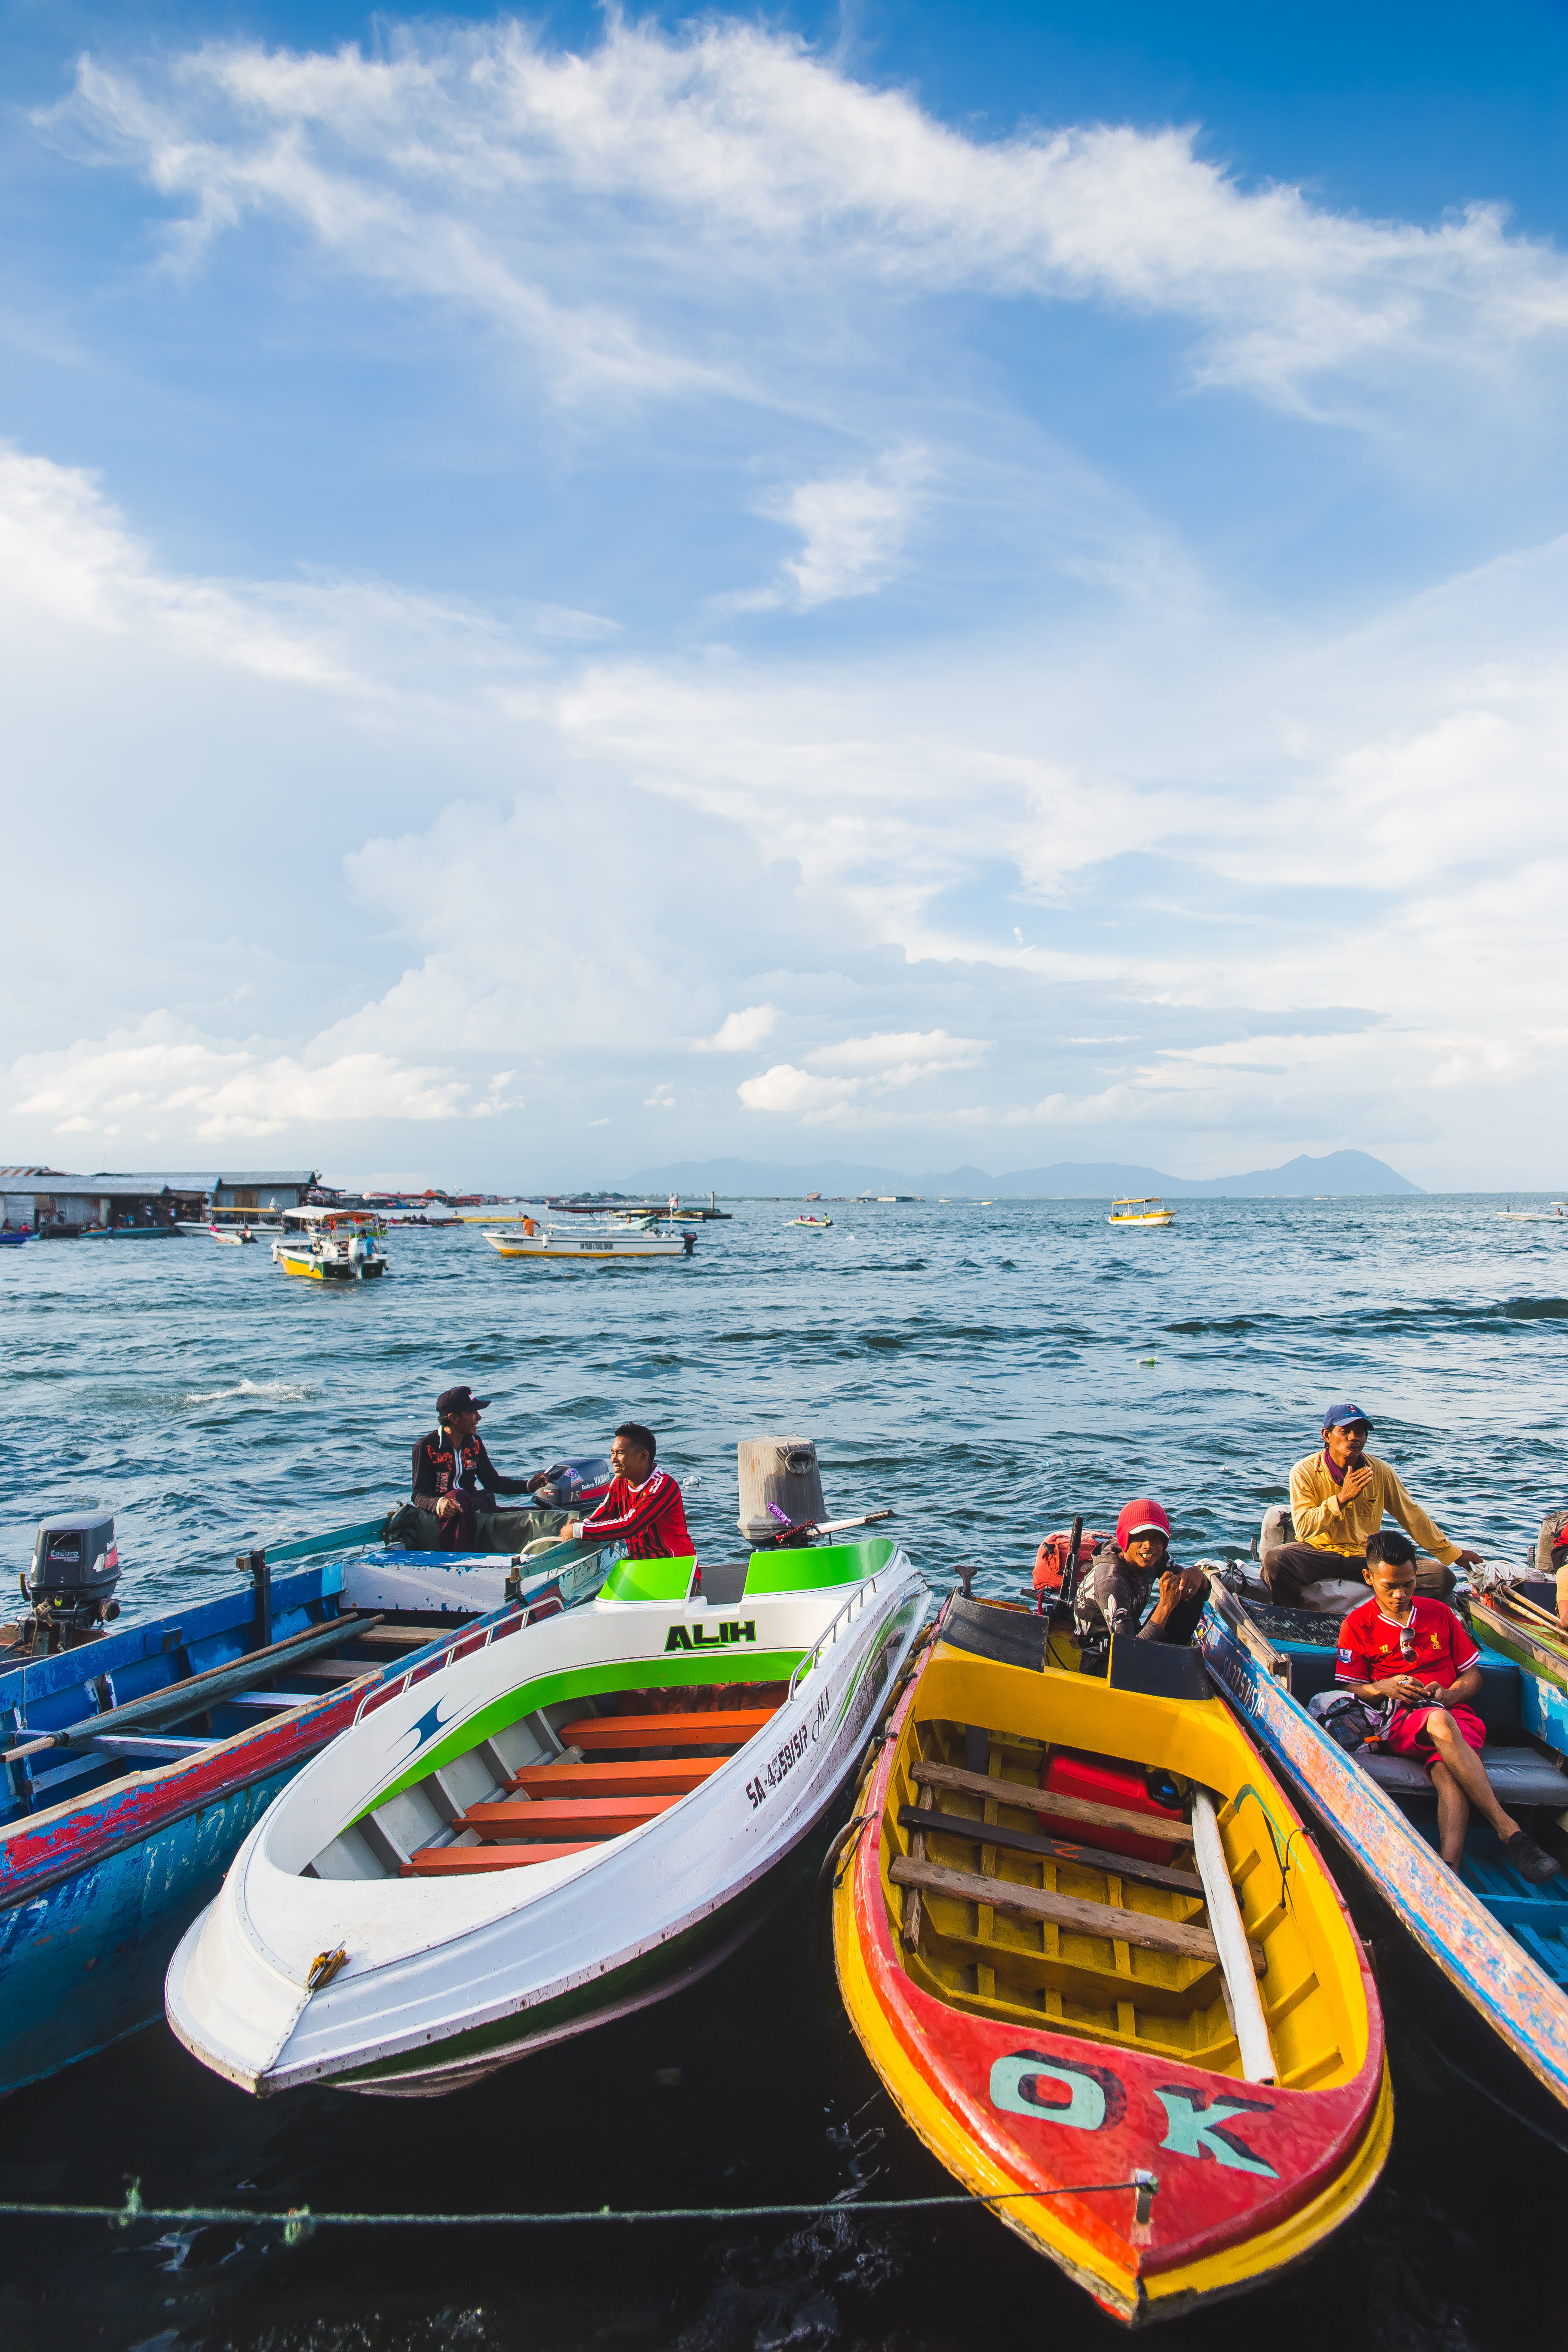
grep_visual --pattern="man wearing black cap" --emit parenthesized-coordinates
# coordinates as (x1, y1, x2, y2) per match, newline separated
(1261, 1402, 1482, 1611)
(404, 1386, 571, 1553)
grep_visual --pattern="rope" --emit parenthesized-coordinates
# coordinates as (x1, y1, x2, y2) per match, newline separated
(0, 2173, 1159, 2243)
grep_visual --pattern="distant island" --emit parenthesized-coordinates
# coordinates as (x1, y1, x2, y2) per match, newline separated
(627, 1149, 1420, 1198)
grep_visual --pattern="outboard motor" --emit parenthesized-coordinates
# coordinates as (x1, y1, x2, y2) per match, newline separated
(737, 1436, 826, 1547)
(535, 1457, 612, 1508)
(19, 1512, 121, 1654)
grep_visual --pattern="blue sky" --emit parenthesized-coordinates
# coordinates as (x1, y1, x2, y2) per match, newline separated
(3, 0, 1568, 1186)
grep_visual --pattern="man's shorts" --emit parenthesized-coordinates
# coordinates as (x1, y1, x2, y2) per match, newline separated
(1379, 1700, 1486, 1774)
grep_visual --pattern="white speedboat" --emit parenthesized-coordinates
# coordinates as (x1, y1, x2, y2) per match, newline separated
(166, 1537, 925, 2098)
(483, 1219, 694, 1260)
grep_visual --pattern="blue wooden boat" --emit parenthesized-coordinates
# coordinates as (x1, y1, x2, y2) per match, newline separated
(0, 1518, 615, 2098)
(1200, 1577, 1568, 2146)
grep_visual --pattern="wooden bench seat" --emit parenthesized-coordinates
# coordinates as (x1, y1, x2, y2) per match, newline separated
(401, 1841, 597, 1875)
(556, 1708, 776, 1752)
(509, 1758, 725, 1798)
(461, 1794, 684, 1841)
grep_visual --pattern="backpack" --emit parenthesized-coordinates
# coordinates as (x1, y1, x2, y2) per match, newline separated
(1307, 1688, 1386, 1751)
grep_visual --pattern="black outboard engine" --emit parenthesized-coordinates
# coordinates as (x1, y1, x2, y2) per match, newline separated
(20, 1513, 121, 1654)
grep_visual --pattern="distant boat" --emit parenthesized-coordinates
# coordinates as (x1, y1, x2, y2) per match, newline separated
(790, 1214, 833, 1228)
(210, 1224, 256, 1246)
(1109, 1196, 1176, 1227)
(484, 1219, 694, 1261)
(272, 1207, 387, 1281)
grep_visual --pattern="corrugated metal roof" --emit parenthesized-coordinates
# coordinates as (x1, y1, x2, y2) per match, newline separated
(90, 1169, 318, 1188)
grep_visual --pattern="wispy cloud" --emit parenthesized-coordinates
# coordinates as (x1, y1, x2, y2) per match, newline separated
(47, 18, 1568, 414)
(737, 450, 927, 609)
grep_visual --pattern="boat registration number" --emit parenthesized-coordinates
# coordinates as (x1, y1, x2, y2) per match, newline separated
(745, 1718, 812, 1809)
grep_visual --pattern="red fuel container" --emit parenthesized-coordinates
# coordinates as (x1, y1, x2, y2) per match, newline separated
(1038, 1749, 1184, 1865)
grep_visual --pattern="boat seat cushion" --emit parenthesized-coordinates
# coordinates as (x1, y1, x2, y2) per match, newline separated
(1280, 1638, 1524, 1735)
(1359, 1749, 1567, 1804)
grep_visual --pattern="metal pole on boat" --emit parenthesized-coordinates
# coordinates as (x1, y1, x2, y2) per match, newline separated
(1057, 1515, 1084, 1627)
(1191, 1791, 1275, 2082)
(243, 1550, 272, 1651)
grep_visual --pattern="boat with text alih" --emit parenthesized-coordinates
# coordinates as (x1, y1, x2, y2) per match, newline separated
(0, 1510, 616, 2098)
(1200, 1569, 1568, 2147)
(833, 1591, 1390, 2325)
(167, 1535, 924, 2098)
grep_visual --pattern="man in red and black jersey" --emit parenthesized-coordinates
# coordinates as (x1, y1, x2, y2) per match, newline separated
(405, 1385, 573, 1553)
(561, 1422, 693, 1559)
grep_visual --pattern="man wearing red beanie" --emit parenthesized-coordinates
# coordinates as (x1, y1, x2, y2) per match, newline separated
(1074, 1499, 1207, 1647)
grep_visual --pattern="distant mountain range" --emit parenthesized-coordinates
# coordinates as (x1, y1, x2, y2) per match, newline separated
(627, 1149, 1420, 1197)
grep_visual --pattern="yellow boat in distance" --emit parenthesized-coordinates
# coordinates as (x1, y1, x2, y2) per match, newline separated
(833, 1599, 1391, 2324)
(270, 1206, 386, 1282)
(1109, 1197, 1176, 1228)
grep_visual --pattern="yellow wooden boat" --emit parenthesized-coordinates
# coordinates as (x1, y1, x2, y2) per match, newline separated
(1109, 1197, 1175, 1227)
(833, 1598, 1391, 2324)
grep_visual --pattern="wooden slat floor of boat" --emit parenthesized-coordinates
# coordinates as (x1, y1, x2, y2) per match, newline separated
(556, 1707, 776, 1751)
(401, 1841, 597, 1876)
(890, 1855, 1262, 1973)
(910, 1759, 1196, 1845)
(508, 1758, 725, 1797)
(897, 1804, 1204, 1897)
(461, 1794, 683, 1840)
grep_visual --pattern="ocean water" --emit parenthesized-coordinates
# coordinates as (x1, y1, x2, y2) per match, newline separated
(3, 1195, 1568, 2351)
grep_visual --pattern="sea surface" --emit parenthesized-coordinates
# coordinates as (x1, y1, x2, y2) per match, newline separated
(3, 1194, 1568, 2352)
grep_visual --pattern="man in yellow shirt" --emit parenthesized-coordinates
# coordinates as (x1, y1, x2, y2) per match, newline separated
(1261, 1402, 1483, 1610)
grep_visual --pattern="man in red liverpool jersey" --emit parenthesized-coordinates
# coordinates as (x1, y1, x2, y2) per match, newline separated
(561, 1422, 694, 1559)
(1336, 1531, 1559, 1880)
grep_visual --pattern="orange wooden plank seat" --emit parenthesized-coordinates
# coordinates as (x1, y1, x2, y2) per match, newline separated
(555, 1708, 777, 1752)
(401, 1842, 596, 1876)
(508, 1758, 725, 1798)
(461, 1794, 683, 1841)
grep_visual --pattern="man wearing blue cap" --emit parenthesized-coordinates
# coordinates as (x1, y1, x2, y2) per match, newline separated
(1260, 1403, 1482, 1611)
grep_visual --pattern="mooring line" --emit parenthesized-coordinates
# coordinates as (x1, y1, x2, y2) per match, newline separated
(0, 2171, 1159, 2241)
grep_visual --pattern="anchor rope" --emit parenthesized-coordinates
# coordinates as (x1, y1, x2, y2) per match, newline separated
(0, 2173, 1158, 2242)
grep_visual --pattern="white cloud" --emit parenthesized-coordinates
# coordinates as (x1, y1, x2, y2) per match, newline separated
(736, 1064, 865, 1119)
(740, 451, 927, 609)
(9, 1018, 478, 1139)
(695, 1004, 781, 1052)
(48, 19, 1568, 413)
(809, 1029, 988, 1073)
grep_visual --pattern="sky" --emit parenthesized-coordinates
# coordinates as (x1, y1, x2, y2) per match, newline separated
(4, 0, 1568, 1189)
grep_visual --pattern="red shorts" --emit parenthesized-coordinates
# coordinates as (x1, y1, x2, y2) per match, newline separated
(1378, 1700, 1486, 1774)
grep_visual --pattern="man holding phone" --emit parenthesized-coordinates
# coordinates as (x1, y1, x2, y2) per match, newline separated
(1261, 1402, 1482, 1611)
